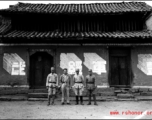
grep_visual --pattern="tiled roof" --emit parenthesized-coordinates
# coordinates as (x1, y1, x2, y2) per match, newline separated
(0, 2, 152, 14)
(2, 30, 152, 39)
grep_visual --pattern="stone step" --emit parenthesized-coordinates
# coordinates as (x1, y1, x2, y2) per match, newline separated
(114, 88, 130, 93)
(28, 88, 116, 93)
(117, 98, 137, 101)
(97, 92, 116, 96)
(28, 91, 116, 98)
(28, 89, 48, 93)
(135, 96, 152, 101)
(28, 96, 114, 101)
(27, 96, 137, 101)
(28, 93, 48, 98)
(140, 92, 152, 96)
(1, 95, 151, 101)
(117, 93, 134, 98)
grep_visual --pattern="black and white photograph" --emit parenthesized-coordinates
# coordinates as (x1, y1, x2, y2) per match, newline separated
(0, 0, 152, 119)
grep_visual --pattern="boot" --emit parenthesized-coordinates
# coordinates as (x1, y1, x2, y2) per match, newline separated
(80, 96, 84, 105)
(75, 96, 79, 105)
(87, 94, 91, 105)
(47, 95, 51, 106)
(93, 94, 98, 105)
(51, 95, 55, 105)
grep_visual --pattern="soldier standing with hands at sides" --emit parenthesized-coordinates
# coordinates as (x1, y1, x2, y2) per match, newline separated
(86, 69, 98, 105)
(46, 67, 58, 106)
(72, 69, 85, 105)
(60, 68, 71, 105)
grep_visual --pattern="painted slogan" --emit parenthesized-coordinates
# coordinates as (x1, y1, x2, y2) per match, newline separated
(60, 53, 106, 75)
(3, 53, 26, 75)
(60, 53, 82, 74)
(137, 54, 152, 75)
(84, 53, 106, 74)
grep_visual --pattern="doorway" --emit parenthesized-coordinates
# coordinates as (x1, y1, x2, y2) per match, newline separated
(29, 52, 54, 88)
(109, 48, 131, 88)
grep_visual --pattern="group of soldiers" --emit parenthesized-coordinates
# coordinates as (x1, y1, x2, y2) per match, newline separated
(46, 67, 98, 106)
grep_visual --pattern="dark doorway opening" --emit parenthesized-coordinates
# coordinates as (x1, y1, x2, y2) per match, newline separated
(109, 48, 131, 88)
(29, 52, 53, 89)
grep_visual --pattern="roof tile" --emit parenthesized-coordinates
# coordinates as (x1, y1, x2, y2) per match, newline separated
(0, 2, 151, 14)
(2, 30, 152, 39)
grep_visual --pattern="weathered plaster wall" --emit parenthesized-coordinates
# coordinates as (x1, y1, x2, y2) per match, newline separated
(56, 46, 109, 86)
(0, 46, 28, 86)
(132, 46, 152, 86)
(146, 15, 152, 30)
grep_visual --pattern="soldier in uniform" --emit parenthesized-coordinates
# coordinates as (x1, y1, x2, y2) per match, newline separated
(85, 69, 98, 105)
(72, 69, 85, 105)
(46, 67, 58, 106)
(60, 68, 71, 105)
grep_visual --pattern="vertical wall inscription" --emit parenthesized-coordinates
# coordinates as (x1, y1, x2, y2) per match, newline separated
(60, 53, 106, 75)
(60, 53, 82, 74)
(137, 54, 152, 75)
(3, 53, 26, 75)
(84, 53, 106, 74)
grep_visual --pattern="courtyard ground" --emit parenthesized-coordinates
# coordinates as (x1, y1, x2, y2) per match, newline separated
(0, 101, 152, 119)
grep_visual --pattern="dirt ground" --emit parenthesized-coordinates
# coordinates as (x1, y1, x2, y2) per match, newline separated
(0, 101, 152, 119)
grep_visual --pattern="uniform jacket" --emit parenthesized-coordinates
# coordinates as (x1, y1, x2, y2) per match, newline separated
(46, 73, 58, 87)
(60, 74, 71, 87)
(85, 74, 96, 90)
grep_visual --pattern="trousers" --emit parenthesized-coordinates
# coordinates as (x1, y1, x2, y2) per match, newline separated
(48, 87, 56, 95)
(73, 83, 84, 96)
(61, 83, 70, 103)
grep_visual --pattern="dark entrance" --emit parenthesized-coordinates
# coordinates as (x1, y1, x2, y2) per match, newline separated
(29, 52, 54, 88)
(109, 48, 131, 88)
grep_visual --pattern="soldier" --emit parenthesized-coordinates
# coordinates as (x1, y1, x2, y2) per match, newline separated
(72, 69, 85, 105)
(86, 69, 98, 105)
(60, 68, 71, 105)
(46, 67, 58, 106)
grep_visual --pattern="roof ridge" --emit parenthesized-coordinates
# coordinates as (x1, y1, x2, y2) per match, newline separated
(0, 1, 151, 14)
(16, 1, 147, 5)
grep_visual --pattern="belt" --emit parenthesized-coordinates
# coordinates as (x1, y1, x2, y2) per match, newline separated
(62, 82, 67, 83)
(87, 82, 94, 84)
(48, 82, 56, 83)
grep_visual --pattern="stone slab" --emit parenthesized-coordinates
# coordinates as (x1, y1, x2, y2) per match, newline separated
(114, 90, 121, 93)
(136, 96, 152, 101)
(98, 92, 116, 96)
(129, 88, 139, 93)
(133, 93, 141, 96)
(101, 96, 117, 101)
(140, 92, 152, 96)
(139, 88, 149, 92)
(148, 88, 152, 92)
(28, 93, 48, 98)
(0, 95, 27, 101)
(117, 94, 134, 98)
(97, 88, 115, 92)
(1, 95, 152, 101)
(117, 98, 136, 101)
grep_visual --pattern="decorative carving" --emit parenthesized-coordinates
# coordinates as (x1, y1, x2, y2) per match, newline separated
(29, 49, 54, 56)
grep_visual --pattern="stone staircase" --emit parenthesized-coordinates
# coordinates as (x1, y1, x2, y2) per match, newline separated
(27, 87, 117, 101)
(27, 87, 152, 101)
(114, 88, 135, 101)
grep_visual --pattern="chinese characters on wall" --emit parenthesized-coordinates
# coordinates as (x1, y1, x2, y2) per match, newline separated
(137, 54, 152, 75)
(3, 53, 26, 75)
(84, 53, 106, 74)
(60, 53, 82, 74)
(60, 53, 106, 75)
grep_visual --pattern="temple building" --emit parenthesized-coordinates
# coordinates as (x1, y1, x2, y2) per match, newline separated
(0, 2, 152, 96)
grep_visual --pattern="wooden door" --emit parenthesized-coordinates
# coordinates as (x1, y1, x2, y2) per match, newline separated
(30, 52, 53, 88)
(109, 48, 131, 87)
